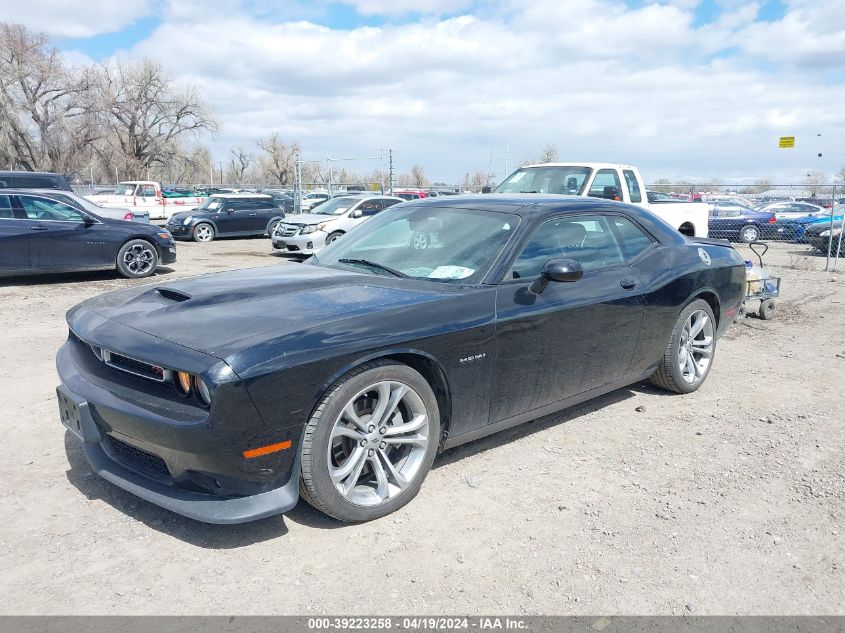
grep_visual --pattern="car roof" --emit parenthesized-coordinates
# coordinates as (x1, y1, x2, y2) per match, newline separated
(518, 162, 638, 171)
(0, 188, 70, 196)
(399, 194, 639, 215)
(208, 193, 273, 199)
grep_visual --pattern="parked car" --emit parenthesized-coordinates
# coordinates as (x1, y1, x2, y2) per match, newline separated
(166, 193, 285, 242)
(393, 190, 429, 200)
(755, 200, 826, 220)
(300, 191, 331, 212)
(0, 190, 175, 278)
(265, 191, 295, 214)
(708, 201, 777, 242)
(497, 163, 710, 237)
(56, 195, 745, 524)
(797, 196, 834, 208)
(25, 189, 150, 223)
(783, 211, 843, 242)
(803, 219, 845, 256)
(272, 195, 403, 256)
(89, 181, 206, 222)
(0, 170, 72, 191)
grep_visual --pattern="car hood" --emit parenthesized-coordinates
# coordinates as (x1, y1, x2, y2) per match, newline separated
(79, 264, 449, 361)
(281, 213, 343, 225)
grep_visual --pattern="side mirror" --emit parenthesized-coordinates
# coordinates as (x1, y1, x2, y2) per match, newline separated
(481, 186, 492, 194)
(529, 258, 583, 295)
(351, 209, 362, 218)
(82, 214, 96, 226)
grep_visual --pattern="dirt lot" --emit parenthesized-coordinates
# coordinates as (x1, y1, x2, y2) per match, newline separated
(0, 237, 843, 615)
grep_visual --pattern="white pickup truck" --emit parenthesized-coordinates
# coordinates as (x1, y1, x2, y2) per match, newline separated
(86, 181, 206, 222)
(494, 162, 710, 238)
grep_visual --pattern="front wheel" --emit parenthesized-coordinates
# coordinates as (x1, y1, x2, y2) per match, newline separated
(192, 223, 214, 242)
(740, 225, 760, 243)
(268, 220, 281, 237)
(650, 299, 716, 394)
(326, 231, 344, 245)
(300, 360, 440, 522)
(116, 239, 158, 279)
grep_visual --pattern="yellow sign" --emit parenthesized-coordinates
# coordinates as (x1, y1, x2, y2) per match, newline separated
(779, 136, 795, 148)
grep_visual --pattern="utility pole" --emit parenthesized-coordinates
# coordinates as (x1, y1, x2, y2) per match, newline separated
(388, 149, 395, 195)
(218, 162, 223, 186)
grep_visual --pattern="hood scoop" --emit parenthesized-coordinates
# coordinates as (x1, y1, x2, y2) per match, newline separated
(156, 287, 192, 302)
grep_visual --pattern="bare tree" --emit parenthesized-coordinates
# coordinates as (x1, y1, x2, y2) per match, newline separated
(227, 147, 253, 185)
(410, 164, 427, 188)
(652, 178, 672, 193)
(805, 170, 827, 195)
(257, 133, 299, 184)
(95, 59, 217, 180)
(539, 144, 558, 163)
(0, 23, 98, 175)
(835, 167, 845, 184)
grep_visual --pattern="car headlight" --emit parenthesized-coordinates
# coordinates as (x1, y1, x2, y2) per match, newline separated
(301, 224, 318, 234)
(182, 216, 194, 225)
(194, 376, 212, 406)
(819, 230, 830, 237)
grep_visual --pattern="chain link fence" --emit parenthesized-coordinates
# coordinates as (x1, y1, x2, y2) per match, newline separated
(647, 183, 845, 272)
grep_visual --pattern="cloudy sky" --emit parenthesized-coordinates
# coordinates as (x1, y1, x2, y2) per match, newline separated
(6, 0, 845, 184)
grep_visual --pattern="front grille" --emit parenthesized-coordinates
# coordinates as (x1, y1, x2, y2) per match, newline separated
(103, 435, 172, 484)
(277, 224, 301, 237)
(104, 351, 168, 382)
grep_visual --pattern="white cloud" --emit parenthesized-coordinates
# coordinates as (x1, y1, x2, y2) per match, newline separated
(340, 0, 474, 16)
(94, 0, 845, 181)
(2, 0, 156, 37)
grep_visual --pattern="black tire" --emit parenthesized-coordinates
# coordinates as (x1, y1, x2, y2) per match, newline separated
(739, 225, 760, 243)
(192, 222, 214, 242)
(650, 299, 717, 394)
(326, 231, 344, 245)
(759, 299, 775, 320)
(300, 360, 440, 523)
(268, 219, 281, 237)
(116, 239, 158, 279)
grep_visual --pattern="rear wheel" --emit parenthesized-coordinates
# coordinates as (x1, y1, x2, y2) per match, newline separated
(740, 225, 760, 243)
(192, 223, 214, 242)
(116, 239, 158, 279)
(300, 360, 440, 522)
(651, 299, 716, 394)
(759, 299, 775, 320)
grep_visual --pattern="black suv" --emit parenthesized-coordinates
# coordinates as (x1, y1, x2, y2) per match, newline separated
(0, 170, 72, 191)
(166, 194, 286, 242)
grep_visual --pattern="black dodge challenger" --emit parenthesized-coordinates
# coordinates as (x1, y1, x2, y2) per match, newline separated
(56, 196, 745, 523)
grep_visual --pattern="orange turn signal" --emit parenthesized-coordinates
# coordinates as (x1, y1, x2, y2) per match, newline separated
(243, 440, 292, 459)
(176, 371, 192, 395)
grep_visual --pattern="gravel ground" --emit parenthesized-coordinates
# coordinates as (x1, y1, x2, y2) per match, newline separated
(0, 237, 843, 615)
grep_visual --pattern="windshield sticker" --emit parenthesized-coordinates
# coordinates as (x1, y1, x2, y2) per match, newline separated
(428, 265, 475, 280)
(207, 201, 221, 210)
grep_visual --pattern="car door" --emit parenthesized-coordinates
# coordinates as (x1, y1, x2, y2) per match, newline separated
(15, 194, 114, 271)
(0, 194, 30, 272)
(490, 213, 646, 423)
(353, 199, 383, 226)
(215, 200, 249, 235)
(247, 199, 280, 233)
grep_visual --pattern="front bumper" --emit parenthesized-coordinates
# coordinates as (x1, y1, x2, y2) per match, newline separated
(161, 245, 177, 264)
(166, 223, 192, 239)
(272, 231, 327, 255)
(56, 324, 301, 524)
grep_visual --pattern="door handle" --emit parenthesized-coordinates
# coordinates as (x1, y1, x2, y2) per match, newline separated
(620, 278, 637, 290)
(29, 226, 49, 231)
(248, 212, 257, 216)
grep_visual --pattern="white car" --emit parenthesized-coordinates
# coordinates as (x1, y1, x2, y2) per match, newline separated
(755, 200, 826, 220)
(273, 195, 404, 256)
(299, 191, 331, 212)
(26, 189, 150, 223)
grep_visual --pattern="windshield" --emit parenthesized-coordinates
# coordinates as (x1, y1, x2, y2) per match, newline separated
(198, 196, 225, 211)
(495, 166, 592, 195)
(315, 197, 357, 215)
(113, 184, 136, 196)
(314, 205, 519, 283)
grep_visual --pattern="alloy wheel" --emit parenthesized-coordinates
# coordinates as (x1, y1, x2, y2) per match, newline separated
(122, 244, 155, 275)
(677, 309, 714, 384)
(327, 380, 429, 507)
(194, 224, 213, 241)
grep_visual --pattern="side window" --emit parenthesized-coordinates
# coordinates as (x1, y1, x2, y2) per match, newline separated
(623, 170, 642, 203)
(383, 199, 401, 209)
(508, 215, 625, 279)
(0, 194, 13, 218)
(589, 169, 623, 200)
(138, 185, 156, 197)
(19, 195, 85, 222)
(359, 201, 381, 216)
(612, 217, 654, 260)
